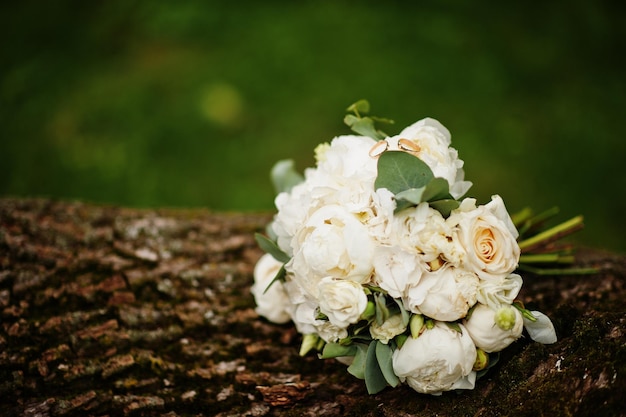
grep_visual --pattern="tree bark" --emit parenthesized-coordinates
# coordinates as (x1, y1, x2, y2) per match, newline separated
(0, 198, 624, 417)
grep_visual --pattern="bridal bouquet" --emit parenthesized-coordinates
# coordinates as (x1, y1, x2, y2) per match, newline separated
(252, 101, 585, 395)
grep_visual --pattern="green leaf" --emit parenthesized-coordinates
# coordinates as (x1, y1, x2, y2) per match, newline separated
(263, 264, 286, 294)
(270, 159, 304, 194)
(445, 321, 463, 333)
(254, 233, 291, 264)
(421, 177, 453, 202)
(375, 151, 434, 195)
(364, 341, 388, 394)
(346, 99, 370, 115)
(375, 341, 400, 388)
(428, 199, 460, 218)
(394, 187, 426, 206)
(344, 115, 386, 140)
(347, 344, 368, 380)
(320, 342, 357, 359)
(392, 297, 410, 327)
(374, 292, 390, 326)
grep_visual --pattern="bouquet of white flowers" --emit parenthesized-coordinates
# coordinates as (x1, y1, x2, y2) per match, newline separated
(252, 101, 590, 395)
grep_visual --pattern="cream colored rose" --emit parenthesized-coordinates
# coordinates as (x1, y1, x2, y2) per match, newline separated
(392, 322, 477, 395)
(317, 277, 368, 328)
(369, 314, 407, 344)
(448, 195, 520, 281)
(251, 254, 291, 324)
(463, 304, 523, 352)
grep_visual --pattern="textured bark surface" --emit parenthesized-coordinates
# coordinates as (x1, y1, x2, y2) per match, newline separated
(0, 198, 624, 417)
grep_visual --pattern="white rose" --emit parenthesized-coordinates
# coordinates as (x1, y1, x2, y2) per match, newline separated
(386, 118, 472, 199)
(372, 246, 425, 300)
(318, 277, 368, 328)
(315, 320, 349, 343)
(289, 204, 375, 298)
(251, 254, 291, 324)
(406, 265, 479, 322)
(369, 314, 407, 344)
(448, 195, 520, 281)
(392, 322, 477, 395)
(463, 304, 523, 352)
(476, 273, 523, 310)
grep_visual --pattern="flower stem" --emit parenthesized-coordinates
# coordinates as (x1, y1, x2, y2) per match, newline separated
(518, 215, 584, 252)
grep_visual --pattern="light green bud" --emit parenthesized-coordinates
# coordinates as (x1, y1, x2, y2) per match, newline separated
(360, 301, 376, 321)
(299, 334, 320, 356)
(410, 314, 424, 338)
(495, 305, 517, 331)
(473, 348, 489, 371)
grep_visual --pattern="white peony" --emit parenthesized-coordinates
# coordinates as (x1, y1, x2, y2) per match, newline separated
(448, 195, 520, 281)
(251, 254, 292, 324)
(369, 314, 407, 344)
(288, 204, 375, 298)
(386, 118, 472, 199)
(463, 304, 523, 352)
(392, 321, 477, 395)
(372, 246, 425, 300)
(405, 265, 479, 322)
(317, 277, 368, 328)
(393, 203, 462, 265)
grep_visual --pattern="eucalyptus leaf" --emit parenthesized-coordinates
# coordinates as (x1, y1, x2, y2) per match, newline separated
(346, 99, 370, 115)
(254, 233, 291, 264)
(344, 115, 386, 140)
(392, 297, 410, 327)
(421, 177, 453, 202)
(270, 159, 304, 194)
(428, 199, 460, 218)
(364, 341, 388, 394)
(375, 341, 400, 387)
(394, 187, 426, 205)
(375, 151, 434, 195)
(263, 264, 286, 294)
(320, 342, 357, 359)
(347, 343, 368, 380)
(374, 292, 390, 326)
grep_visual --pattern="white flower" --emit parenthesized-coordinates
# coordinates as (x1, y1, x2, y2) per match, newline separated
(476, 273, 523, 310)
(317, 277, 368, 328)
(393, 203, 461, 264)
(289, 204, 375, 298)
(387, 118, 472, 199)
(369, 314, 407, 344)
(523, 310, 557, 344)
(392, 322, 477, 395)
(372, 246, 425, 300)
(448, 195, 520, 281)
(463, 304, 523, 352)
(405, 265, 479, 322)
(251, 254, 291, 324)
(315, 320, 349, 343)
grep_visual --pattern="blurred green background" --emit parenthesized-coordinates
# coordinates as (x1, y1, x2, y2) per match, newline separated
(1, 1, 625, 253)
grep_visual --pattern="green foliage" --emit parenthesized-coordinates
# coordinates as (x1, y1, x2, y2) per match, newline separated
(375, 151, 460, 216)
(1, 1, 624, 252)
